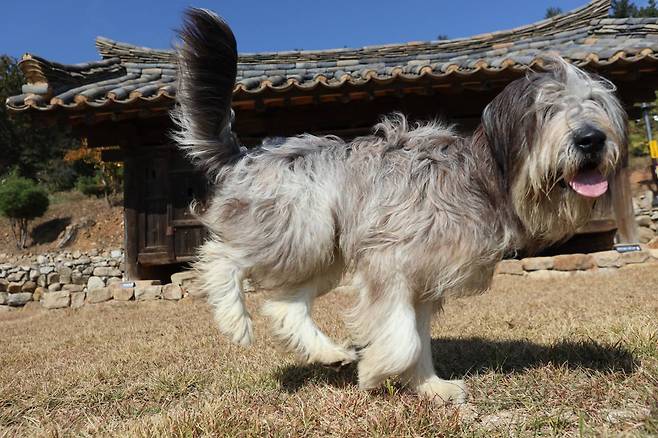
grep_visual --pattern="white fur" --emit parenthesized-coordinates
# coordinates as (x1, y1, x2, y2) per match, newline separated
(173, 19, 627, 405)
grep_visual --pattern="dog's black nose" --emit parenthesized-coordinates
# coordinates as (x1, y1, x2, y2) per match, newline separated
(573, 127, 606, 153)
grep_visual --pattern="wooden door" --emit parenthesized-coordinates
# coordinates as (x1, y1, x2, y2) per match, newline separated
(169, 151, 208, 262)
(137, 150, 172, 265)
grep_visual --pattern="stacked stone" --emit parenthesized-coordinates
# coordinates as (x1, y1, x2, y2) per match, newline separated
(633, 190, 658, 244)
(76, 272, 191, 305)
(0, 249, 201, 311)
(2, 243, 657, 311)
(0, 249, 124, 309)
(496, 248, 658, 278)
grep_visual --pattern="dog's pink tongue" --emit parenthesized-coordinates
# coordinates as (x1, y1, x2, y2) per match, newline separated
(568, 169, 608, 198)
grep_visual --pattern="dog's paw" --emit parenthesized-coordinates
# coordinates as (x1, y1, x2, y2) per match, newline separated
(323, 356, 357, 371)
(415, 377, 468, 405)
(315, 346, 358, 369)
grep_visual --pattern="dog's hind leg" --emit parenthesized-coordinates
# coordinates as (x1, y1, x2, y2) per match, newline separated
(347, 271, 422, 390)
(401, 301, 467, 404)
(196, 242, 253, 347)
(262, 272, 357, 366)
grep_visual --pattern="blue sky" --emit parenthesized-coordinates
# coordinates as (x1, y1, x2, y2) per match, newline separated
(1, 1, 651, 63)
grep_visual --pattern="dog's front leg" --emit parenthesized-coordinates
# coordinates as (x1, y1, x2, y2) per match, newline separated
(402, 301, 467, 404)
(348, 271, 422, 389)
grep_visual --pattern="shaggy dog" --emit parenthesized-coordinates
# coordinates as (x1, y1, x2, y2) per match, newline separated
(171, 9, 627, 403)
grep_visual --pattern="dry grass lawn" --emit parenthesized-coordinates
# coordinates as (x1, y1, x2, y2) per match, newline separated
(1, 265, 657, 436)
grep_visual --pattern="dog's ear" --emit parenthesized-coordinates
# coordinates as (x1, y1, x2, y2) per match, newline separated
(481, 77, 537, 188)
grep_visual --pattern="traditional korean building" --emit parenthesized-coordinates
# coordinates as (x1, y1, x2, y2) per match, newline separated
(6, 0, 658, 279)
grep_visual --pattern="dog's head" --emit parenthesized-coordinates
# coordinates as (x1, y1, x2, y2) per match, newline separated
(481, 57, 626, 247)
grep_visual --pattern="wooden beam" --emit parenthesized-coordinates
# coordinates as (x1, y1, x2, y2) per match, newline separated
(100, 147, 124, 162)
(77, 118, 169, 148)
(577, 218, 616, 234)
(122, 150, 140, 280)
(612, 166, 639, 243)
(610, 132, 639, 244)
(233, 89, 498, 139)
(137, 252, 172, 266)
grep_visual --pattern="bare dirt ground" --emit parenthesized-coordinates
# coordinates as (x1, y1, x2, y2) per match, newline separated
(1, 265, 656, 436)
(0, 192, 123, 256)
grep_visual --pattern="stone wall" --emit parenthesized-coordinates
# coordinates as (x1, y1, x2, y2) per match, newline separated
(0, 249, 123, 308)
(634, 189, 658, 243)
(496, 247, 658, 278)
(0, 250, 196, 310)
(1, 238, 657, 311)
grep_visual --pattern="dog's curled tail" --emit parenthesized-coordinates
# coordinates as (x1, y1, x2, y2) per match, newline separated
(171, 8, 240, 176)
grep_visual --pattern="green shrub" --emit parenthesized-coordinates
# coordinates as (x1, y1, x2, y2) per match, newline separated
(76, 174, 104, 197)
(0, 172, 50, 248)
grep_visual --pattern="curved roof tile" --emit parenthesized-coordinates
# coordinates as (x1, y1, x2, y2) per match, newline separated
(7, 0, 658, 113)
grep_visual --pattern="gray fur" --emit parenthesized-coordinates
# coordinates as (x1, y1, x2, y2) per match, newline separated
(172, 10, 626, 403)
(171, 8, 241, 177)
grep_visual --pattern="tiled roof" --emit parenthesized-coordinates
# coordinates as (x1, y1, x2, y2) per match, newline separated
(7, 0, 658, 114)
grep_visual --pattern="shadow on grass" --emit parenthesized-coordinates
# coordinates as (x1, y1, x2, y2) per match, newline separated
(30, 217, 71, 244)
(275, 362, 358, 393)
(274, 337, 637, 393)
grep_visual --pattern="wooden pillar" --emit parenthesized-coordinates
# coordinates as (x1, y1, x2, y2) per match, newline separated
(612, 164, 639, 244)
(123, 149, 141, 280)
